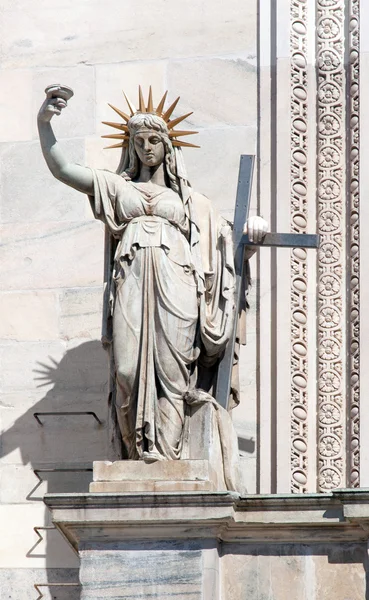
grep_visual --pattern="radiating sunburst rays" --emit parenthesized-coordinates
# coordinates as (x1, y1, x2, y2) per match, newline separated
(102, 86, 199, 150)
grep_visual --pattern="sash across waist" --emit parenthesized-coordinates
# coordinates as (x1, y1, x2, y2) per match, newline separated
(115, 216, 193, 267)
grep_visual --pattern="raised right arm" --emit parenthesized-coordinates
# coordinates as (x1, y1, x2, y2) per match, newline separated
(37, 88, 94, 196)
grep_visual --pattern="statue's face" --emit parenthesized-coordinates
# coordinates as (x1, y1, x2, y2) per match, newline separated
(133, 129, 165, 167)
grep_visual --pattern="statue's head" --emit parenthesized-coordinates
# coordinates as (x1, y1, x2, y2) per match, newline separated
(129, 114, 167, 168)
(124, 113, 178, 189)
(102, 87, 199, 194)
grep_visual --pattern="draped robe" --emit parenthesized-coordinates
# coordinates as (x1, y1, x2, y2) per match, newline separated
(89, 169, 235, 460)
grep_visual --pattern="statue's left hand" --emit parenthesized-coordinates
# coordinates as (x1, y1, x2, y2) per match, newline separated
(38, 85, 74, 123)
(244, 215, 268, 243)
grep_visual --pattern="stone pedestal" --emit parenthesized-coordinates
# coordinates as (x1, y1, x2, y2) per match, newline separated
(89, 400, 246, 495)
(45, 491, 234, 600)
(45, 489, 369, 600)
(90, 459, 220, 492)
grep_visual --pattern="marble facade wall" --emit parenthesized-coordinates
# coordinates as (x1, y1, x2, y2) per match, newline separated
(0, 0, 258, 596)
(1, 0, 369, 596)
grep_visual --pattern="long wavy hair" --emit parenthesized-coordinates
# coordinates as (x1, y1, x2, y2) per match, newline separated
(116, 113, 180, 194)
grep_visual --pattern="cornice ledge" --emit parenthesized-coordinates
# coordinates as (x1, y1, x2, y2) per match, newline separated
(43, 489, 369, 547)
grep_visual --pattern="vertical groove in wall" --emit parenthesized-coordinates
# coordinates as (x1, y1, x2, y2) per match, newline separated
(270, 0, 277, 495)
(316, 0, 346, 492)
(256, 0, 262, 495)
(347, 0, 360, 488)
(290, 0, 309, 493)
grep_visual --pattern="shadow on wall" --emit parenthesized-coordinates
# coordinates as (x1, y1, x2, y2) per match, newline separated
(1, 341, 256, 599)
(1, 340, 110, 600)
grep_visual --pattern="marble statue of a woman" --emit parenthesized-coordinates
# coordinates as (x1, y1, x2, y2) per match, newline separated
(37, 86, 267, 464)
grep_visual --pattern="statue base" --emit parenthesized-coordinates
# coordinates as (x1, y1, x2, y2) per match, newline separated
(95, 399, 246, 494)
(90, 459, 220, 492)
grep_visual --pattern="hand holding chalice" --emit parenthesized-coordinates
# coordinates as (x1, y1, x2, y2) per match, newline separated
(38, 84, 74, 123)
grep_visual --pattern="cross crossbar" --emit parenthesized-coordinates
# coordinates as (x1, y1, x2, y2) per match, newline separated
(215, 154, 320, 410)
(242, 232, 319, 248)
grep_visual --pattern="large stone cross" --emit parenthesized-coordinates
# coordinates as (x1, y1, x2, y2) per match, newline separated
(215, 155, 320, 410)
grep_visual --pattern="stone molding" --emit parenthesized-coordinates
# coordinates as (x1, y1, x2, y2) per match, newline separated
(347, 0, 360, 488)
(45, 490, 369, 548)
(286, 0, 361, 494)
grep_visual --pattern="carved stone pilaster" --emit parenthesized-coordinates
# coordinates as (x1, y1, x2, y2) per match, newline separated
(316, 0, 346, 492)
(290, 0, 309, 493)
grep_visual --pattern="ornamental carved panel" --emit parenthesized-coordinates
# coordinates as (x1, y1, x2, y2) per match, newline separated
(290, 0, 309, 493)
(288, 0, 359, 492)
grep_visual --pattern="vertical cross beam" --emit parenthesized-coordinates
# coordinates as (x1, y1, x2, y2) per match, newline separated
(215, 155, 254, 409)
(214, 155, 319, 411)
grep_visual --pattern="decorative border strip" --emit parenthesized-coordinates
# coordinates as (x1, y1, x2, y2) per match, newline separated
(290, 0, 309, 493)
(347, 0, 360, 487)
(316, 0, 346, 492)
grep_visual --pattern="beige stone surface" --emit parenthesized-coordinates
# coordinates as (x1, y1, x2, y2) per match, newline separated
(0, 340, 108, 474)
(93, 459, 215, 482)
(1, 0, 256, 69)
(0, 140, 86, 224)
(0, 340, 108, 467)
(90, 480, 214, 492)
(0, 291, 58, 341)
(222, 552, 306, 600)
(202, 546, 220, 600)
(0, 464, 47, 503)
(185, 401, 228, 491)
(95, 61, 167, 136)
(0, 463, 92, 503)
(313, 547, 366, 600)
(91, 459, 218, 492)
(0, 70, 33, 142)
(32, 65, 95, 139)
(0, 342, 107, 402)
(0, 341, 66, 393)
(239, 455, 256, 495)
(59, 287, 103, 340)
(222, 543, 367, 600)
(84, 135, 121, 177)
(184, 126, 257, 219)
(0, 504, 79, 568)
(0, 568, 80, 600)
(167, 58, 257, 127)
(233, 244, 257, 493)
(1, 399, 107, 465)
(0, 220, 104, 290)
(363, 5, 369, 53)
(0, 0, 258, 592)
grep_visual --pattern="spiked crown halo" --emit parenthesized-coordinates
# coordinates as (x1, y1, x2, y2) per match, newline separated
(101, 86, 199, 150)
